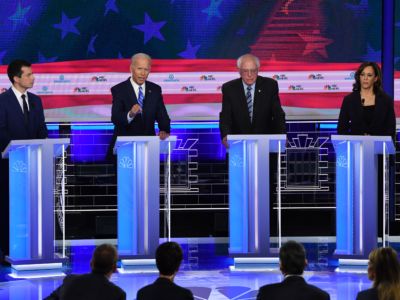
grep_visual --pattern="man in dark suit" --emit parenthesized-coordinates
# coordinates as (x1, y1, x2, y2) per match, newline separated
(110, 53, 170, 150)
(257, 241, 330, 300)
(219, 53, 285, 148)
(136, 242, 194, 300)
(44, 244, 126, 300)
(0, 59, 48, 262)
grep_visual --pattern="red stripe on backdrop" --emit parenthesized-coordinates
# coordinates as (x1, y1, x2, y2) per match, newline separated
(40, 93, 400, 117)
(280, 93, 346, 108)
(40, 93, 348, 109)
(0, 59, 364, 73)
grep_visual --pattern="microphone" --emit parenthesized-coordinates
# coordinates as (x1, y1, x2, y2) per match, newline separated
(361, 98, 365, 106)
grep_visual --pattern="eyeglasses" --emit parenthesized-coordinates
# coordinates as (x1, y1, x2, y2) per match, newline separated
(240, 69, 258, 75)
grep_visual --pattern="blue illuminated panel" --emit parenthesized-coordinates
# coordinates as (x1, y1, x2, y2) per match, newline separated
(335, 141, 354, 254)
(9, 148, 30, 259)
(117, 144, 137, 255)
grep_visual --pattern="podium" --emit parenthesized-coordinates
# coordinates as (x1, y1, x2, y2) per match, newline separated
(114, 136, 176, 272)
(227, 134, 286, 270)
(2, 138, 70, 277)
(332, 135, 394, 267)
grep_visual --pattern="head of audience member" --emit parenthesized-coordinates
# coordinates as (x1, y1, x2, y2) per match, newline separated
(237, 53, 260, 86)
(156, 242, 184, 281)
(367, 247, 400, 300)
(7, 59, 35, 93)
(90, 244, 118, 279)
(130, 53, 152, 86)
(352, 62, 382, 94)
(279, 241, 307, 276)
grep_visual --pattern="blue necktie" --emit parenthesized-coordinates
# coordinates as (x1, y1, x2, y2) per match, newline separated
(138, 86, 144, 107)
(246, 85, 253, 121)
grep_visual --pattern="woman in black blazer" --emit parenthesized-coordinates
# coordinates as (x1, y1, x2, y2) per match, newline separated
(337, 62, 395, 140)
(356, 247, 400, 300)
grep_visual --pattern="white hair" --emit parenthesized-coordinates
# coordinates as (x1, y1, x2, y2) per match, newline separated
(236, 54, 260, 69)
(131, 53, 152, 65)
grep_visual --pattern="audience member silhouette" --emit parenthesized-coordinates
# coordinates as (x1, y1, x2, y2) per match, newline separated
(356, 247, 400, 300)
(256, 240, 330, 300)
(44, 244, 126, 300)
(136, 241, 194, 300)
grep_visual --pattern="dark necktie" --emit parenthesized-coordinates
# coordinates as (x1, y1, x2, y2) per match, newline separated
(246, 85, 253, 121)
(138, 86, 144, 107)
(21, 94, 29, 125)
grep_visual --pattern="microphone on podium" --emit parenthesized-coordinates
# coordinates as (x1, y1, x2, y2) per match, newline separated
(361, 98, 365, 106)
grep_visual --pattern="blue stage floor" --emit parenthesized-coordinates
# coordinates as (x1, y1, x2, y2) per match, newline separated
(0, 242, 378, 300)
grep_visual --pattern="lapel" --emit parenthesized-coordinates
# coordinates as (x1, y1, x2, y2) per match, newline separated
(125, 78, 138, 107)
(252, 77, 263, 125)
(8, 89, 25, 122)
(370, 92, 383, 128)
(143, 81, 152, 112)
(235, 79, 252, 127)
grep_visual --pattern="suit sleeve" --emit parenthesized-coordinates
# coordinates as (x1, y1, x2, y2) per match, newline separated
(0, 100, 11, 152)
(155, 87, 171, 133)
(384, 97, 396, 141)
(270, 80, 286, 134)
(35, 96, 48, 139)
(337, 96, 350, 135)
(111, 86, 130, 127)
(219, 83, 232, 139)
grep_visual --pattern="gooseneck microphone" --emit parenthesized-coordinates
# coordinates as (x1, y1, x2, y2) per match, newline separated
(361, 98, 365, 106)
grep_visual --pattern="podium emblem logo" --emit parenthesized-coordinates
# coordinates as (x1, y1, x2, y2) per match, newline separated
(336, 155, 348, 168)
(119, 156, 133, 169)
(12, 160, 28, 173)
(229, 154, 243, 167)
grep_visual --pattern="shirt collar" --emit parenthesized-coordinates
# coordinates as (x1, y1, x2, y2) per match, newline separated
(284, 274, 304, 279)
(11, 85, 27, 99)
(130, 77, 146, 92)
(242, 81, 255, 90)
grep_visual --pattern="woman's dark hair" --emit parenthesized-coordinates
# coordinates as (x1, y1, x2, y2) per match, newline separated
(352, 62, 382, 94)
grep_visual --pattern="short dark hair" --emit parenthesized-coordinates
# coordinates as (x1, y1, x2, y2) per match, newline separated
(156, 242, 183, 276)
(279, 241, 306, 275)
(90, 244, 118, 275)
(353, 62, 382, 94)
(7, 59, 32, 83)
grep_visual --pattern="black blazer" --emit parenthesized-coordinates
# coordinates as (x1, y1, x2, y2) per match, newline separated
(136, 277, 194, 300)
(256, 276, 330, 300)
(219, 76, 286, 139)
(0, 88, 48, 152)
(110, 78, 170, 148)
(337, 91, 396, 140)
(356, 287, 378, 300)
(44, 273, 126, 300)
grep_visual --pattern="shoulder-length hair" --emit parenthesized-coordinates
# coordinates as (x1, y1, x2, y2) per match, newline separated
(352, 62, 383, 94)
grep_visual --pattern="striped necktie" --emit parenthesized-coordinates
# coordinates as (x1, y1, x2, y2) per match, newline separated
(138, 86, 144, 107)
(246, 85, 253, 121)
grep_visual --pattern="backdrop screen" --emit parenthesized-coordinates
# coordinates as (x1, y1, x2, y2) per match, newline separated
(1, 1, 397, 121)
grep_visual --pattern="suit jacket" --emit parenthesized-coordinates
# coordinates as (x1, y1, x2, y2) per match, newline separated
(256, 275, 330, 300)
(136, 277, 194, 300)
(0, 88, 48, 152)
(44, 273, 126, 300)
(337, 91, 396, 140)
(111, 78, 170, 141)
(219, 76, 286, 139)
(356, 287, 378, 300)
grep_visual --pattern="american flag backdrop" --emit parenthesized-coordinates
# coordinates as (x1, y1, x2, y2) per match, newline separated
(0, 0, 399, 121)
